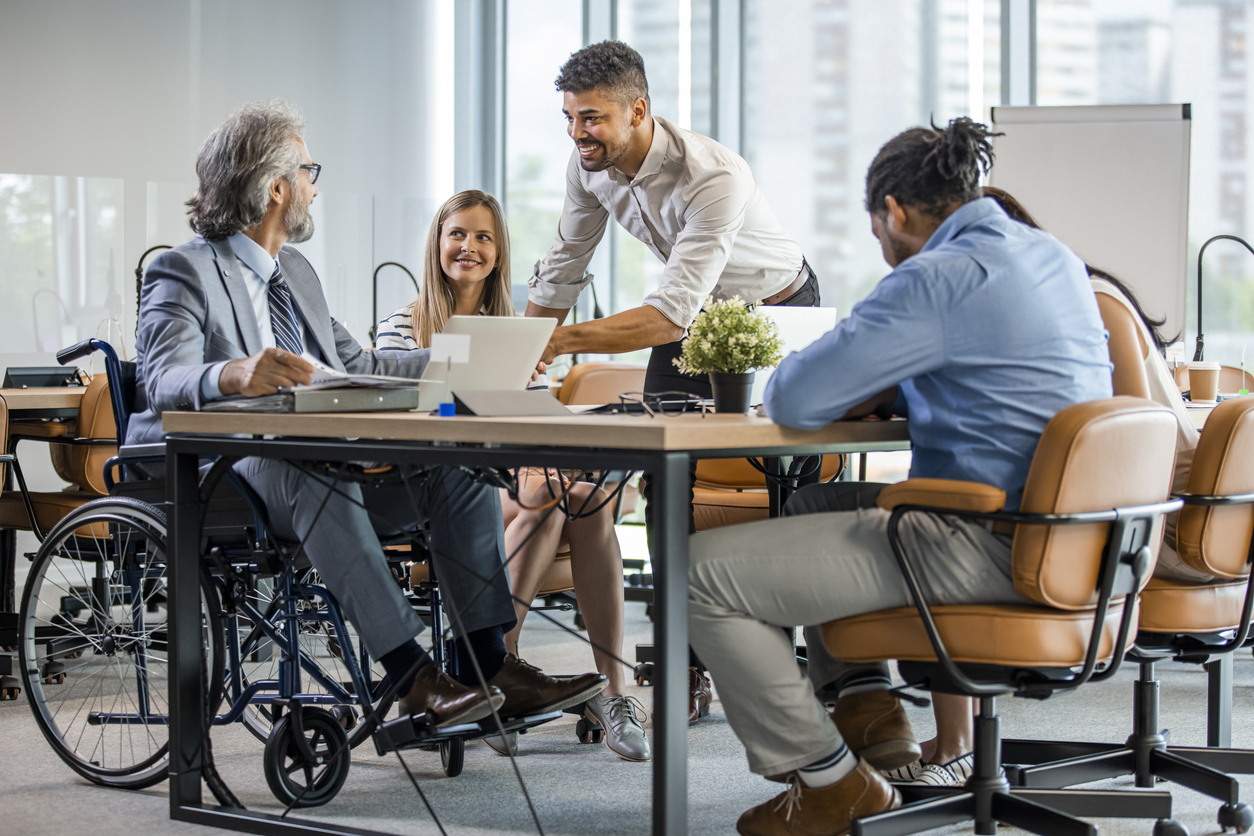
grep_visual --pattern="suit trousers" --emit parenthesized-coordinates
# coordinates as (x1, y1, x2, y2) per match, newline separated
(233, 458, 515, 660)
(687, 486, 1023, 776)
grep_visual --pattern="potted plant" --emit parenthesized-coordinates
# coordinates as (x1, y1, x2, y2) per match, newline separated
(673, 296, 783, 413)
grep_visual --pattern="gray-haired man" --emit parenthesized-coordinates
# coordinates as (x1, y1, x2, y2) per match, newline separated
(129, 101, 604, 727)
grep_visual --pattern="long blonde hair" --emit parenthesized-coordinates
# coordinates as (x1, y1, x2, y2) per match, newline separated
(410, 190, 514, 348)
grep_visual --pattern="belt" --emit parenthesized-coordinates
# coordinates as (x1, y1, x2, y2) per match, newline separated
(762, 260, 812, 306)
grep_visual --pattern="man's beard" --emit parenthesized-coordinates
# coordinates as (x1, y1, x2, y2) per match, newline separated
(284, 189, 315, 243)
(577, 137, 628, 172)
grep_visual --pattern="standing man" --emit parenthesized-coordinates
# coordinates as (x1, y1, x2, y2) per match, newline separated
(130, 101, 603, 731)
(526, 41, 823, 722)
(528, 40, 815, 387)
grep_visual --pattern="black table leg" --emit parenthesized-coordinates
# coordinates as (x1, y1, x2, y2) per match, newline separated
(169, 448, 205, 815)
(652, 451, 691, 835)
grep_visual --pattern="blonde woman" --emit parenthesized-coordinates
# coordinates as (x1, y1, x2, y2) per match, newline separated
(376, 190, 649, 761)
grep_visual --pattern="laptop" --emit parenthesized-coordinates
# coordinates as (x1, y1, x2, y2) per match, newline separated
(418, 315, 557, 411)
(749, 306, 840, 406)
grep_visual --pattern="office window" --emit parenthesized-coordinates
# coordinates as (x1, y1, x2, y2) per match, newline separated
(0, 174, 127, 358)
(1039, 0, 1254, 367)
(505, 0, 583, 312)
(742, 0, 1000, 317)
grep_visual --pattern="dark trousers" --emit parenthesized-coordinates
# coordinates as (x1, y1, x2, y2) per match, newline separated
(640, 265, 821, 669)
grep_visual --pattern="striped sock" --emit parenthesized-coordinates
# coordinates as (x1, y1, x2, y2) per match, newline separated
(836, 667, 893, 698)
(797, 743, 857, 788)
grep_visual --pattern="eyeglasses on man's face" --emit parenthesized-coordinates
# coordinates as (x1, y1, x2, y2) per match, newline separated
(299, 163, 322, 185)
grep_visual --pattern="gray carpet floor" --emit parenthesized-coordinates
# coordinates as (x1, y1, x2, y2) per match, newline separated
(5, 600, 1254, 836)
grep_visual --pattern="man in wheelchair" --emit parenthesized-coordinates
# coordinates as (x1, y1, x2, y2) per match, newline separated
(128, 100, 605, 733)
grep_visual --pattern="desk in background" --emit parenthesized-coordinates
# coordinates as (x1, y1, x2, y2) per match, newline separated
(0, 387, 85, 623)
(160, 410, 909, 836)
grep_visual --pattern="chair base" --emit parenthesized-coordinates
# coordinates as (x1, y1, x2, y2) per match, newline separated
(853, 697, 1174, 836)
(1004, 659, 1254, 831)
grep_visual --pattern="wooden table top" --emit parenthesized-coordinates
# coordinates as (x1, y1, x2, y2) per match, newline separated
(163, 410, 911, 454)
(0, 387, 85, 410)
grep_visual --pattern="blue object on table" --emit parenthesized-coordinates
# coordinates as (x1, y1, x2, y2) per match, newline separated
(438, 402, 456, 417)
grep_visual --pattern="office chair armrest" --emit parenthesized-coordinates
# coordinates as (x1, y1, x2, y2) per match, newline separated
(116, 443, 167, 461)
(877, 478, 1006, 514)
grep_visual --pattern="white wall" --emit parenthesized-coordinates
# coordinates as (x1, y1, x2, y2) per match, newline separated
(0, 0, 448, 522)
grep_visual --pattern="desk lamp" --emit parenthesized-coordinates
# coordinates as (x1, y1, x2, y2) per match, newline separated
(370, 261, 420, 345)
(1194, 234, 1254, 361)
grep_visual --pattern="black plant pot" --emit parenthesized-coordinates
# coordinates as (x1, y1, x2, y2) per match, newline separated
(708, 371, 755, 413)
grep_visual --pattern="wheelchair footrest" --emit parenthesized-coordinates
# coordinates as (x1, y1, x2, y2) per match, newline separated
(373, 709, 563, 756)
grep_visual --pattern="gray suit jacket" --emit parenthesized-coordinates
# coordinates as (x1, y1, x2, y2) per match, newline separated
(128, 236, 429, 444)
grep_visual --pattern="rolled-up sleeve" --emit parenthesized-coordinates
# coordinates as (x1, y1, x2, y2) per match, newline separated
(642, 167, 750, 328)
(764, 263, 947, 429)
(528, 151, 610, 310)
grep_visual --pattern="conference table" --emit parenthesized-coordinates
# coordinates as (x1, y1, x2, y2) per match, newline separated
(161, 408, 910, 836)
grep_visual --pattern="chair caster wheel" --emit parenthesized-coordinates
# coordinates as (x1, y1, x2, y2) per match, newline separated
(441, 738, 464, 777)
(576, 717, 603, 744)
(634, 663, 653, 687)
(1219, 802, 1253, 833)
(263, 707, 351, 808)
(1155, 819, 1189, 836)
(0, 675, 20, 701)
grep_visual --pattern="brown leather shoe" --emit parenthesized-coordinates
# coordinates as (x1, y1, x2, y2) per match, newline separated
(831, 690, 920, 771)
(486, 654, 605, 718)
(737, 759, 901, 836)
(689, 667, 712, 723)
(397, 663, 504, 728)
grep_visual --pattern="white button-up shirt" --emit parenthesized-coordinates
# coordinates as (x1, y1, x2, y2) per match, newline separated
(527, 116, 805, 329)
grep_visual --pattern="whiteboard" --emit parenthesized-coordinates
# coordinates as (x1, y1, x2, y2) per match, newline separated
(988, 104, 1191, 344)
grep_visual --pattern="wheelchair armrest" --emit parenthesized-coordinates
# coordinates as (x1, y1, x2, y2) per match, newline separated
(116, 443, 167, 462)
(877, 478, 1006, 514)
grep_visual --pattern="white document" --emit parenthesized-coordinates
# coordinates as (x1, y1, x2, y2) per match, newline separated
(281, 352, 430, 392)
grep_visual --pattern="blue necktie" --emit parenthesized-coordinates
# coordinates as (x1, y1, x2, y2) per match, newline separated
(267, 264, 303, 354)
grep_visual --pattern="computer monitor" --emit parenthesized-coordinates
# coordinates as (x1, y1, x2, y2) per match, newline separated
(750, 306, 840, 406)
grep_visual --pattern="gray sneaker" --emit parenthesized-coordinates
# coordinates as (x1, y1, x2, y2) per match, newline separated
(585, 693, 651, 762)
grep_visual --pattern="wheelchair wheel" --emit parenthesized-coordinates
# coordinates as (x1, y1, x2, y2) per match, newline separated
(228, 569, 392, 749)
(19, 497, 224, 789)
(263, 707, 351, 807)
(440, 737, 465, 777)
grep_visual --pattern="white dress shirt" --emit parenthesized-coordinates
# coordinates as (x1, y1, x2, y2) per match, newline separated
(528, 116, 805, 329)
(200, 232, 307, 399)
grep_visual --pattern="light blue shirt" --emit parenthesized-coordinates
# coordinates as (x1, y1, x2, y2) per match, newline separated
(764, 197, 1113, 510)
(200, 233, 308, 399)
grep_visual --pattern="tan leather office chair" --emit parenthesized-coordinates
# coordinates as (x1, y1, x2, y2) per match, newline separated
(1005, 395, 1254, 832)
(0, 373, 116, 540)
(1174, 364, 1253, 396)
(557, 362, 646, 405)
(821, 397, 1180, 836)
(693, 455, 845, 530)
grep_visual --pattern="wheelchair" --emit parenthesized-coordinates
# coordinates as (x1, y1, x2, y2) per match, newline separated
(18, 339, 565, 808)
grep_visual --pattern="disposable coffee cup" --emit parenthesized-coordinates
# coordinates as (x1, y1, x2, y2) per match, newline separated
(1189, 361, 1221, 403)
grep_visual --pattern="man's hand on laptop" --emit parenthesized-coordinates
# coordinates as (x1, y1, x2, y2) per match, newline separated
(220, 348, 314, 397)
(531, 359, 547, 383)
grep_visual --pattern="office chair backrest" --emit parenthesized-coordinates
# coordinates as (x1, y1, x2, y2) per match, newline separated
(1174, 397, 1254, 579)
(48, 373, 116, 496)
(1094, 292, 1152, 399)
(695, 455, 844, 488)
(0, 394, 8, 485)
(557, 362, 646, 405)
(1013, 397, 1177, 610)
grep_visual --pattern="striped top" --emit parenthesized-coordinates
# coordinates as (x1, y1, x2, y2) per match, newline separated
(375, 304, 419, 350)
(375, 305, 490, 350)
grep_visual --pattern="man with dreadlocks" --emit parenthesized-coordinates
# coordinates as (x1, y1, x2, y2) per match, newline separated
(685, 118, 1113, 835)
